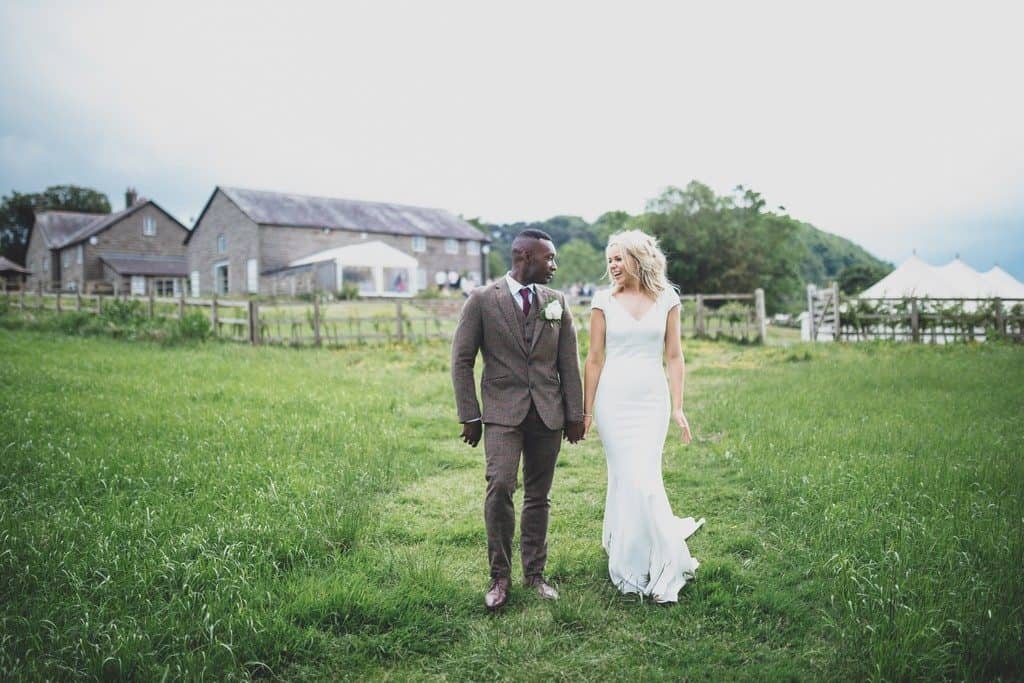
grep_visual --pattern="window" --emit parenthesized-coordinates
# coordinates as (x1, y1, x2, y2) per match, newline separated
(76, 245, 83, 264)
(384, 267, 412, 294)
(131, 276, 146, 296)
(62, 251, 70, 267)
(444, 238, 458, 254)
(217, 234, 227, 253)
(467, 241, 480, 256)
(154, 279, 175, 297)
(417, 269, 427, 290)
(143, 216, 156, 236)
(214, 262, 229, 295)
(411, 235, 426, 253)
(246, 258, 259, 293)
(43, 256, 50, 271)
(342, 266, 375, 294)
(190, 271, 200, 297)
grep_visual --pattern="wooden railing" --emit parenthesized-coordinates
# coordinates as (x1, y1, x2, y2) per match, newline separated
(837, 297, 1024, 343)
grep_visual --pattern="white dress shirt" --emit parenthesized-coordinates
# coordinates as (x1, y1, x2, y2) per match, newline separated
(506, 272, 535, 312)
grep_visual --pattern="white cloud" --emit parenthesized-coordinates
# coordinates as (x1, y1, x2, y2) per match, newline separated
(1, 0, 1022, 272)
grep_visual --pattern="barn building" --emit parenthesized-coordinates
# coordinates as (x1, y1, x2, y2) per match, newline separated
(185, 186, 490, 297)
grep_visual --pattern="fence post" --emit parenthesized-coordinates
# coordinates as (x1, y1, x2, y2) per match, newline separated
(248, 299, 261, 345)
(76, 287, 82, 312)
(695, 294, 705, 336)
(97, 293, 103, 314)
(313, 294, 321, 346)
(395, 300, 405, 343)
(910, 297, 920, 343)
(55, 290, 62, 313)
(754, 288, 767, 344)
(211, 293, 219, 337)
(832, 282, 841, 341)
(178, 289, 186, 320)
(994, 298, 1005, 337)
(37, 279, 43, 309)
(20, 286, 25, 310)
(806, 284, 817, 341)
(148, 282, 155, 318)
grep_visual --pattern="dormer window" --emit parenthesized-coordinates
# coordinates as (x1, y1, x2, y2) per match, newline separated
(143, 216, 156, 236)
(217, 233, 227, 253)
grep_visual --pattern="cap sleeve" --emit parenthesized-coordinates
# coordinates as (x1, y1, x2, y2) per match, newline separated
(661, 287, 681, 311)
(591, 288, 608, 310)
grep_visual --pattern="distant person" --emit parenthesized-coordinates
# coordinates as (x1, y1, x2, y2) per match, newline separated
(583, 229, 705, 604)
(450, 229, 585, 610)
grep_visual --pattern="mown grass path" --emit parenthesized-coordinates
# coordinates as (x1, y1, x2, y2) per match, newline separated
(1, 329, 1021, 681)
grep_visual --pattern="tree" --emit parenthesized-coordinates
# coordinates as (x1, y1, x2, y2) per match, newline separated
(639, 181, 805, 313)
(552, 238, 603, 287)
(0, 185, 111, 265)
(488, 249, 507, 280)
(591, 210, 635, 248)
(837, 262, 891, 295)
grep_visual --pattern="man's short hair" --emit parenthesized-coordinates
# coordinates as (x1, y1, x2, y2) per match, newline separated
(516, 228, 553, 242)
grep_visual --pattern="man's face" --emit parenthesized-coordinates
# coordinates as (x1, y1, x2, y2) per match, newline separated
(523, 239, 558, 285)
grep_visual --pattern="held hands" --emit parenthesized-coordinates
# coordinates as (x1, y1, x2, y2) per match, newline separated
(583, 414, 594, 438)
(564, 421, 585, 444)
(673, 409, 692, 444)
(460, 421, 482, 447)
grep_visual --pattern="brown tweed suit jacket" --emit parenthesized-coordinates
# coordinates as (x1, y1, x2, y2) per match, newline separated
(451, 280, 585, 430)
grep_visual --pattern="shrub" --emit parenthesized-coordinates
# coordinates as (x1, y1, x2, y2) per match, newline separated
(177, 310, 212, 341)
(335, 284, 360, 301)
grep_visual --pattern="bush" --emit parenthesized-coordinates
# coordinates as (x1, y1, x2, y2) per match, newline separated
(335, 283, 360, 301)
(177, 311, 212, 341)
(100, 299, 146, 326)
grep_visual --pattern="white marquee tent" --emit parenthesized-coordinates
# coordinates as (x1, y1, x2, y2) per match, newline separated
(290, 240, 419, 297)
(859, 255, 1024, 300)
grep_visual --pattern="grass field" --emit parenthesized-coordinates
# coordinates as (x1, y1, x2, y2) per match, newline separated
(1, 329, 1021, 681)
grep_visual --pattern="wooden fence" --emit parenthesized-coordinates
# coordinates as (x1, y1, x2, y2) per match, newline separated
(1, 284, 457, 347)
(836, 296, 1024, 343)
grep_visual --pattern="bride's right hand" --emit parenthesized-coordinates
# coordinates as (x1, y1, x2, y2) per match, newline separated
(583, 414, 593, 437)
(673, 409, 692, 444)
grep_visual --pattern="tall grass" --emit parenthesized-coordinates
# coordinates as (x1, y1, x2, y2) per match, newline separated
(0, 330, 1020, 680)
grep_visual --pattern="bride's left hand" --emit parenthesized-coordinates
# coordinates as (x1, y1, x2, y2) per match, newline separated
(673, 409, 692, 444)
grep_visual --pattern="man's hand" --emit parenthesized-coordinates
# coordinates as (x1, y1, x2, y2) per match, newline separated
(564, 420, 585, 444)
(460, 421, 482, 447)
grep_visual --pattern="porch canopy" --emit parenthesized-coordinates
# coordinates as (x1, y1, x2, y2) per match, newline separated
(289, 240, 419, 296)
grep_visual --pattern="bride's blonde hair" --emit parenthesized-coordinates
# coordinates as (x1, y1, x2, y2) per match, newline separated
(605, 229, 675, 298)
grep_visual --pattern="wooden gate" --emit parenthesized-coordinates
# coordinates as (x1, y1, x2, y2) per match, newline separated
(806, 282, 840, 342)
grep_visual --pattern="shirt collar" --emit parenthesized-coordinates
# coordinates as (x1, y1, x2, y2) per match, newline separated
(505, 272, 535, 296)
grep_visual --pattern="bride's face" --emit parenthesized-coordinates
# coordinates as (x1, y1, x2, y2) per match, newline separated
(606, 245, 635, 287)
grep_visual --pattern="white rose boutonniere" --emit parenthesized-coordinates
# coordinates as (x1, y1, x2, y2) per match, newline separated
(541, 300, 563, 325)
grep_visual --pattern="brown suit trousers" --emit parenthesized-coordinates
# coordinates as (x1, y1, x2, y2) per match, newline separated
(451, 281, 584, 578)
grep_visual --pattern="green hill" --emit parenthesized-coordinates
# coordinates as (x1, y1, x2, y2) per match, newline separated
(793, 221, 891, 285)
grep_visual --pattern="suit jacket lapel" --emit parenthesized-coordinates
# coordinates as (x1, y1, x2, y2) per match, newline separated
(529, 287, 548, 354)
(496, 282, 529, 356)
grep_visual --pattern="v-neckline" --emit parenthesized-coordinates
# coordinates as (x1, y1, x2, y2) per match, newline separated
(610, 292, 657, 322)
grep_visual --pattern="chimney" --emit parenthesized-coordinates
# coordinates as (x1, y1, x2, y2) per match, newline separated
(125, 187, 138, 208)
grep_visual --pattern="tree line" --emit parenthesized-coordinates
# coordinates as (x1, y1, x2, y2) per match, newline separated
(482, 181, 891, 313)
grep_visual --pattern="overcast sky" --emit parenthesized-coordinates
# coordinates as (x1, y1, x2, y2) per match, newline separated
(2, 1, 1022, 277)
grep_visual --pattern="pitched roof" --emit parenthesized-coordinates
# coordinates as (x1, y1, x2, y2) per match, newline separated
(98, 254, 188, 277)
(32, 211, 104, 249)
(0, 256, 31, 273)
(32, 200, 188, 250)
(218, 186, 489, 241)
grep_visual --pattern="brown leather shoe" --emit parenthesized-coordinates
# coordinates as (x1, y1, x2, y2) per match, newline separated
(524, 574, 559, 600)
(485, 577, 510, 610)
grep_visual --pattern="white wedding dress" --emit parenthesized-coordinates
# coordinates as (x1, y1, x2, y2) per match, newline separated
(592, 287, 705, 603)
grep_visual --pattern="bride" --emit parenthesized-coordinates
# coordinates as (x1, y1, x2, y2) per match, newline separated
(583, 230, 705, 604)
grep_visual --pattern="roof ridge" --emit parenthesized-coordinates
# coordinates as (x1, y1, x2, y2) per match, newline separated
(221, 185, 452, 215)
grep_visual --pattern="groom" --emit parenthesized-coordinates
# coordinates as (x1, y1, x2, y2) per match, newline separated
(451, 229, 585, 610)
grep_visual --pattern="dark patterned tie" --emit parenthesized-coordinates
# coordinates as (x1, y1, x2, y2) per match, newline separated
(520, 287, 532, 317)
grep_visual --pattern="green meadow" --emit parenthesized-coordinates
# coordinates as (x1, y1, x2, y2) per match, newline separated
(0, 329, 1021, 681)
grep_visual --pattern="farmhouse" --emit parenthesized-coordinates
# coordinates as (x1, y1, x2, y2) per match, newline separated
(185, 186, 490, 297)
(25, 189, 190, 295)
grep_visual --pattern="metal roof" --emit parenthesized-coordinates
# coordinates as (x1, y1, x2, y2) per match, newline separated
(99, 254, 188, 277)
(0, 256, 31, 273)
(219, 186, 489, 241)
